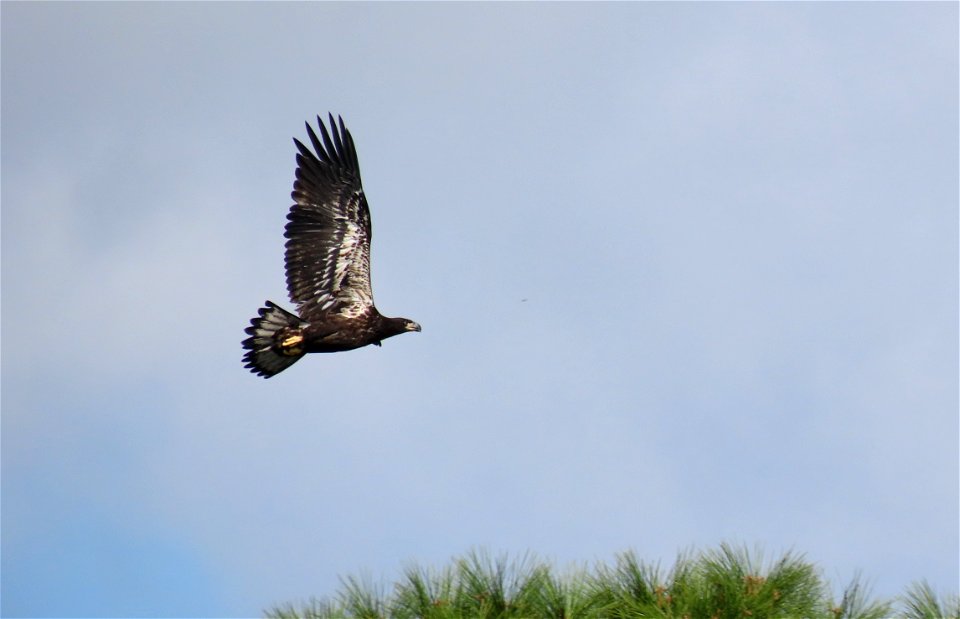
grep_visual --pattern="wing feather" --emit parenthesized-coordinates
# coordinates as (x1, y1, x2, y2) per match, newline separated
(284, 115, 374, 321)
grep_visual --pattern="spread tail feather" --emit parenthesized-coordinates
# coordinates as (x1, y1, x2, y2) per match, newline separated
(242, 301, 308, 378)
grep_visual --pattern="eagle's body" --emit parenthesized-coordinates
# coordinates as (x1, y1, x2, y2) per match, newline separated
(242, 115, 420, 378)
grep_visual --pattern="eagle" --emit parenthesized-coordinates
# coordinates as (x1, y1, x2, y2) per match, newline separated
(242, 114, 420, 378)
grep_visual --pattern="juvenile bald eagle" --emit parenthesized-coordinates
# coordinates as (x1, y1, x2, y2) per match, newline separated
(242, 114, 420, 378)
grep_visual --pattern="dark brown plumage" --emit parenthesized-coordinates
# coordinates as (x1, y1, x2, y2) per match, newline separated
(242, 114, 420, 378)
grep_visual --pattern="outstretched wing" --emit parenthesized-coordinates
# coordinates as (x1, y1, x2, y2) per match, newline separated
(284, 114, 374, 321)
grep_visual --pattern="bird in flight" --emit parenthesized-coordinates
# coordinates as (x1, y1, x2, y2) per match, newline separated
(242, 114, 420, 378)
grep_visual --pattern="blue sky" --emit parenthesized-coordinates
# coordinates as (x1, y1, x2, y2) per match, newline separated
(2, 2, 957, 617)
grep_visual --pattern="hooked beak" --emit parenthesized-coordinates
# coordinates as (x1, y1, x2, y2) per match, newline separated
(407, 321, 422, 332)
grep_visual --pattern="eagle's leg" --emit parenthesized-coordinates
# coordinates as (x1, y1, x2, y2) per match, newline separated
(278, 330, 305, 356)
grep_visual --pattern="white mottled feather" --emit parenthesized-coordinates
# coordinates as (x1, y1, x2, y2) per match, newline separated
(284, 127, 375, 322)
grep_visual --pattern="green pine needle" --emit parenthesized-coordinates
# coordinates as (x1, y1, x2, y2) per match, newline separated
(264, 544, 955, 619)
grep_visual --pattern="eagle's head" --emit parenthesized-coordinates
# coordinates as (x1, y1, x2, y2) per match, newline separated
(379, 316, 421, 342)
